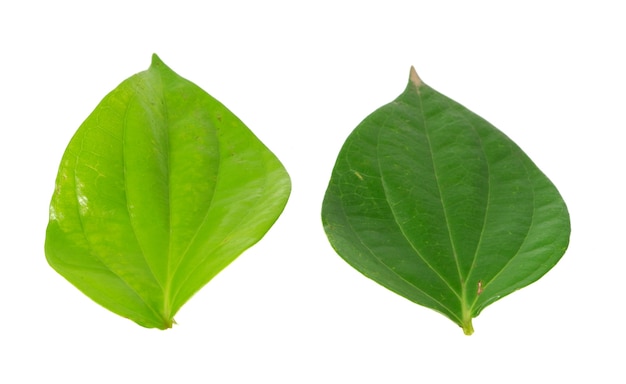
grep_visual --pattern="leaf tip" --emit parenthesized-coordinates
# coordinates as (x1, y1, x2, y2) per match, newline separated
(409, 66, 423, 89)
(151, 53, 163, 67)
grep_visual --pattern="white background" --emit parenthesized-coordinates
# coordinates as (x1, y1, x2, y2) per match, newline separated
(1, 1, 624, 382)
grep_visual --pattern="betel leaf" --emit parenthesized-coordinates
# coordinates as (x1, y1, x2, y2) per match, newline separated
(321, 68, 570, 335)
(45, 54, 291, 329)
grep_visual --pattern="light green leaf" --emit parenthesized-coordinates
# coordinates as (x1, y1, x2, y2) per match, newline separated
(321, 68, 570, 335)
(45, 54, 291, 329)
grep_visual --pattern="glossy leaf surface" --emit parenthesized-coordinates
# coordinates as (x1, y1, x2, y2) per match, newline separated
(45, 55, 291, 329)
(322, 68, 570, 334)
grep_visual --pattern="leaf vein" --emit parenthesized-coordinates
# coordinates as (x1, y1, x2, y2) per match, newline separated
(74, 122, 163, 324)
(460, 110, 491, 297)
(336, 152, 462, 322)
(417, 94, 464, 288)
(122, 96, 165, 292)
(469, 158, 536, 309)
(166, 116, 222, 311)
(378, 115, 463, 303)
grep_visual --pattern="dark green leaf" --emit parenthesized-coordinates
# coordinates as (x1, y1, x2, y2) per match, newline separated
(321, 68, 570, 335)
(45, 54, 291, 329)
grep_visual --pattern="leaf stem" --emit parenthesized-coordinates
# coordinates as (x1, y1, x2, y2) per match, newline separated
(462, 319, 474, 335)
(461, 290, 474, 335)
(461, 302, 474, 335)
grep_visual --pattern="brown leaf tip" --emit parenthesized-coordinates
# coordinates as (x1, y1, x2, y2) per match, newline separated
(409, 66, 423, 88)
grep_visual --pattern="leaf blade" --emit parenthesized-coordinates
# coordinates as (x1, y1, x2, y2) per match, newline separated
(45, 54, 291, 328)
(322, 68, 570, 334)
